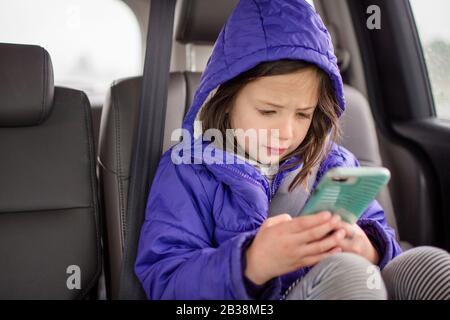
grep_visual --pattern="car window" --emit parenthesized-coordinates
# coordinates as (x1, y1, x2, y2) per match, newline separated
(410, 0, 450, 120)
(0, 0, 142, 105)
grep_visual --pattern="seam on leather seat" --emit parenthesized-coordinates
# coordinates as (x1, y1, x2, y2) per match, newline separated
(111, 84, 126, 249)
(97, 156, 129, 178)
(40, 47, 46, 124)
(183, 72, 189, 115)
(0, 206, 96, 215)
(79, 89, 103, 299)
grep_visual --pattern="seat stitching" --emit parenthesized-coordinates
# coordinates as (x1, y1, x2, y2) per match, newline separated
(40, 48, 46, 124)
(79, 89, 103, 298)
(112, 85, 126, 248)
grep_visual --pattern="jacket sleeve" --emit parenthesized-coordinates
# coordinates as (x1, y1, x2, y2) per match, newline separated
(319, 145, 403, 269)
(134, 151, 281, 299)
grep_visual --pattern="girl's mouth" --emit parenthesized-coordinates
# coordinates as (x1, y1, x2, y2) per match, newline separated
(266, 146, 288, 156)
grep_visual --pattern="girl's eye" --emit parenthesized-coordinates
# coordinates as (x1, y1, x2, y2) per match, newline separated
(259, 110, 276, 116)
(296, 113, 312, 119)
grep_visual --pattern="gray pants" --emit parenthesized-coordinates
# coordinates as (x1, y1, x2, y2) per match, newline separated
(283, 246, 450, 300)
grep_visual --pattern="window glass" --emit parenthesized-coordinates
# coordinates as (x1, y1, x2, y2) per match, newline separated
(410, 0, 450, 120)
(0, 0, 142, 105)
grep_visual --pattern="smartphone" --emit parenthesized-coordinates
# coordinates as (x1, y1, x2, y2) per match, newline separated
(300, 167, 391, 224)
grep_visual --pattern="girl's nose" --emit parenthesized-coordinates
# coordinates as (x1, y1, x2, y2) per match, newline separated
(278, 118, 294, 141)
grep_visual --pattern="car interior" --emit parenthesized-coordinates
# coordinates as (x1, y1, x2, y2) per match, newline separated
(1, 0, 449, 300)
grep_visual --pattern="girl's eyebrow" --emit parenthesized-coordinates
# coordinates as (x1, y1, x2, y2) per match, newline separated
(259, 100, 316, 111)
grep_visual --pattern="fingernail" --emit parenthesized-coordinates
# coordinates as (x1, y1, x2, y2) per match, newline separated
(332, 215, 341, 223)
(321, 211, 332, 219)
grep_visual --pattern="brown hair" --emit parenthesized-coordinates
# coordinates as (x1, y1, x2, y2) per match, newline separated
(199, 59, 341, 192)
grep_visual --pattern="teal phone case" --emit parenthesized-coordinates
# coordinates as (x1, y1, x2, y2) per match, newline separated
(301, 167, 391, 223)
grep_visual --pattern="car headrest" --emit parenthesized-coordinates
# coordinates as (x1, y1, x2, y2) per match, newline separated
(175, 0, 239, 44)
(326, 24, 351, 73)
(0, 43, 54, 127)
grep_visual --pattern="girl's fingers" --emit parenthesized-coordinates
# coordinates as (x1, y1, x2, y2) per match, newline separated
(293, 214, 342, 243)
(262, 213, 292, 229)
(297, 246, 343, 267)
(327, 247, 343, 254)
(336, 233, 361, 252)
(337, 241, 351, 254)
(288, 211, 333, 233)
(338, 221, 358, 238)
(298, 229, 346, 256)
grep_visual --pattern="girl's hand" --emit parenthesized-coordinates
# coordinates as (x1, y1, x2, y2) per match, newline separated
(244, 211, 346, 285)
(336, 222, 380, 265)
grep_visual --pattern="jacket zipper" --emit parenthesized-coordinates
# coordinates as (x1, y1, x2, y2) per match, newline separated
(217, 160, 309, 300)
(216, 163, 271, 200)
(271, 172, 284, 199)
(217, 163, 290, 202)
(280, 277, 303, 300)
(217, 163, 306, 300)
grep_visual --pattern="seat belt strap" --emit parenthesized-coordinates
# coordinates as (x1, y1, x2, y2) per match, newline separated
(118, 0, 177, 299)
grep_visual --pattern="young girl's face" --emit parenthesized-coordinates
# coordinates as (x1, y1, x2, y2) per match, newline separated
(228, 67, 320, 165)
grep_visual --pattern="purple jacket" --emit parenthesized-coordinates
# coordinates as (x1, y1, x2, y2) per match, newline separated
(135, 0, 402, 300)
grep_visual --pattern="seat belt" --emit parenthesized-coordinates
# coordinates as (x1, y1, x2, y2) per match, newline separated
(118, 0, 177, 299)
(269, 164, 320, 218)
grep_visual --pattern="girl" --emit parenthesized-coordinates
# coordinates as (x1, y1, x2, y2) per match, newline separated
(135, 0, 450, 300)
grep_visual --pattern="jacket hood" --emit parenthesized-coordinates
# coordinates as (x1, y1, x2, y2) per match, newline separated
(181, 0, 346, 138)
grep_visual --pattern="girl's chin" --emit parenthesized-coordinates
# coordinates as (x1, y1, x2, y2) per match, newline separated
(256, 154, 282, 165)
(245, 149, 285, 165)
